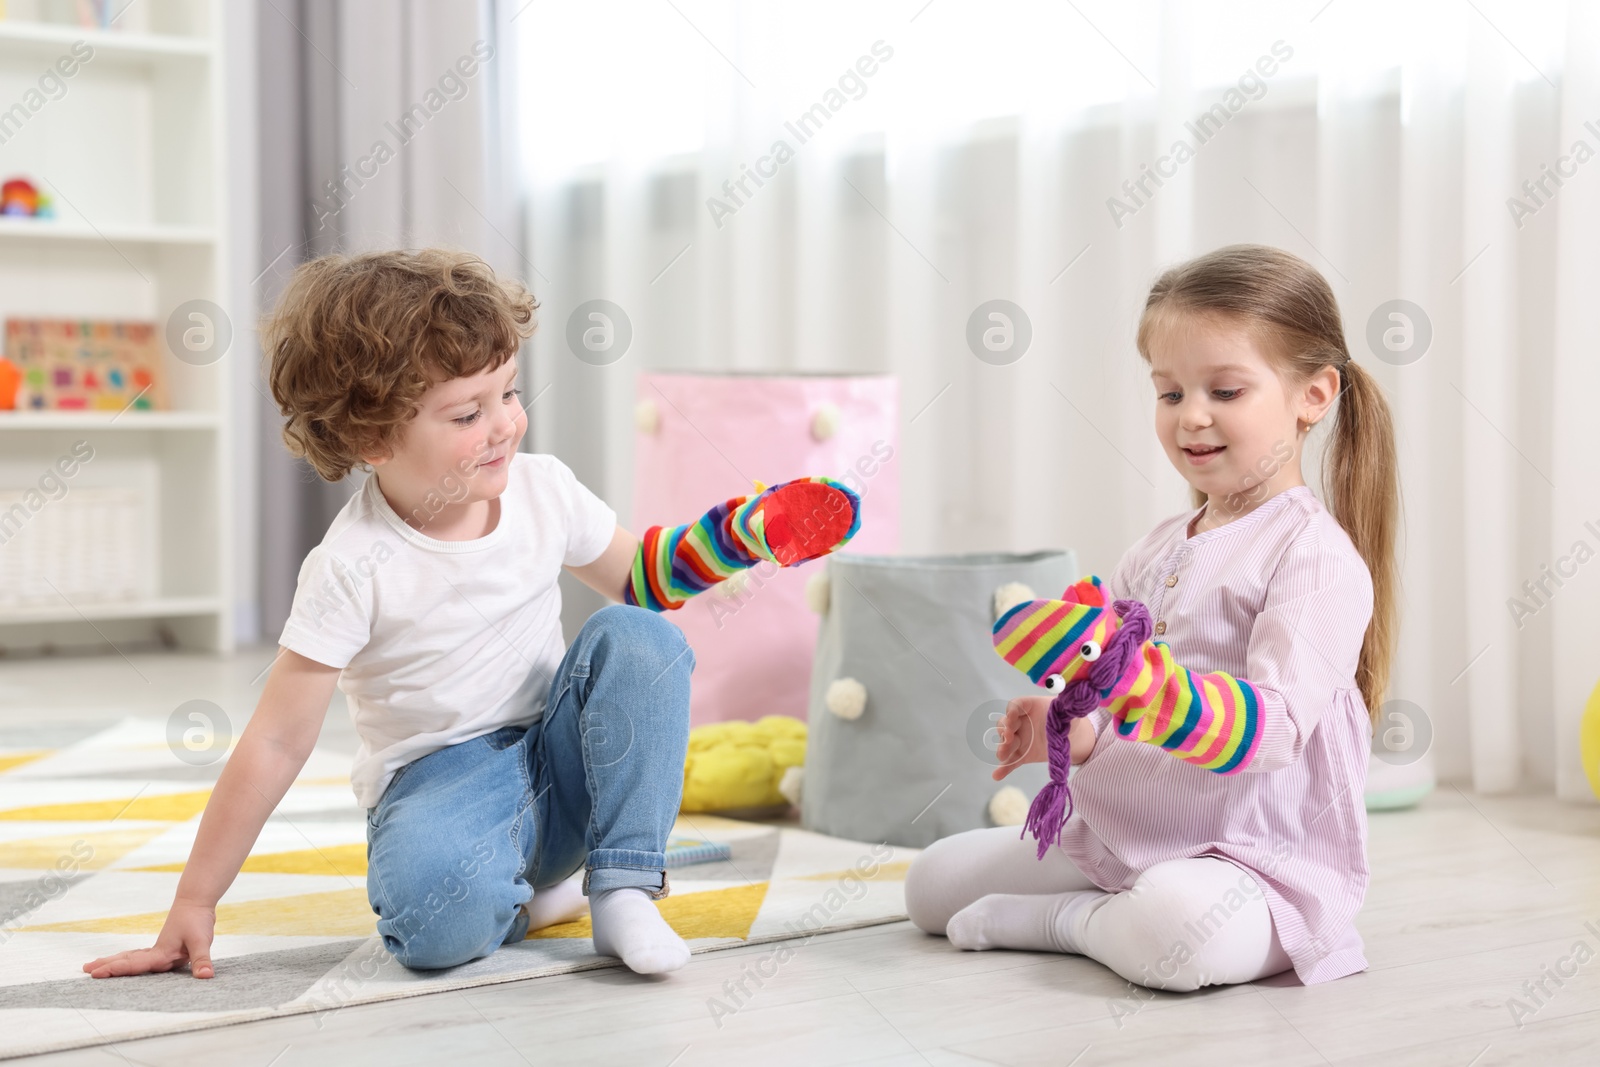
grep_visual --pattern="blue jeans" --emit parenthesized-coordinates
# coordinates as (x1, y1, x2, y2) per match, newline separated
(364, 604, 694, 970)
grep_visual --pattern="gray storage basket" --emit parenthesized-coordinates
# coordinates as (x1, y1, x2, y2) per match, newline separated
(802, 548, 1080, 848)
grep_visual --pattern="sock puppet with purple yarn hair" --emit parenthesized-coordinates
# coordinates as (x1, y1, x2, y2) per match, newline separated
(991, 575, 1267, 859)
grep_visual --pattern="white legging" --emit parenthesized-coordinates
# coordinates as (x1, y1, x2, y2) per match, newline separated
(904, 825, 1293, 992)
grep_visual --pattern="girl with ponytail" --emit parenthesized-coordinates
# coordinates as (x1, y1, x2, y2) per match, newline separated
(906, 244, 1398, 992)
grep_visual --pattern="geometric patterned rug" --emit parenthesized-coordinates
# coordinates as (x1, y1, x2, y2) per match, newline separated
(0, 718, 919, 1060)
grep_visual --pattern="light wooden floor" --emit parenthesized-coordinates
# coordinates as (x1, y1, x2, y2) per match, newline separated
(3, 648, 1599, 1066)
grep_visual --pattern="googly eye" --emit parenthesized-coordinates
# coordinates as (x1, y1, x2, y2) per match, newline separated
(1043, 673, 1066, 694)
(1079, 640, 1103, 662)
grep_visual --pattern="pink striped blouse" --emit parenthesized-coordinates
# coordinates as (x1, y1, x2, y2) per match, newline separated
(1065, 483, 1374, 986)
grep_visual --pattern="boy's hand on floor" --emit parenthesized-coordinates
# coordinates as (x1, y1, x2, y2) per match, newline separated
(992, 695, 1051, 781)
(82, 899, 218, 979)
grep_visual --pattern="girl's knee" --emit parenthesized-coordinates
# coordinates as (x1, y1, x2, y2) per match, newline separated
(1102, 861, 1271, 992)
(1113, 942, 1248, 993)
(903, 846, 946, 933)
(1114, 943, 1207, 992)
(904, 831, 980, 934)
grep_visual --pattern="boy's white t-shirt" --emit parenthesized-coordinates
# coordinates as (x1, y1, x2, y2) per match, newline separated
(276, 452, 617, 809)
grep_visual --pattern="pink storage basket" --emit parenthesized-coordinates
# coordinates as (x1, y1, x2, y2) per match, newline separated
(632, 370, 900, 726)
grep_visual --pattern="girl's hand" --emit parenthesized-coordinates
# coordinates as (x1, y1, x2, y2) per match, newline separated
(992, 695, 1100, 780)
(992, 694, 1051, 780)
(82, 898, 218, 979)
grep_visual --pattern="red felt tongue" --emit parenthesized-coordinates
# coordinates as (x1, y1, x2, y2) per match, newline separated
(756, 481, 854, 566)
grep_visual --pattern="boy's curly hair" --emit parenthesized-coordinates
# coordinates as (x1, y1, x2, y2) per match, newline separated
(264, 249, 538, 482)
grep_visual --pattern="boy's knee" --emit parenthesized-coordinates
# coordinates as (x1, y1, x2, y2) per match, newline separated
(589, 603, 682, 649)
(386, 928, 475, 971)
(589, 601, 667, 636)
(379, 894, 515, 970)
(369, 842, 522, 970)
(587, 603, 694, 678)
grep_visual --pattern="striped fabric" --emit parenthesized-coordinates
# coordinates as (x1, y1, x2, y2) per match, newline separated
(625, 476, 861, 612)
(992, 573, 1264, 774)
(1102, 639, 1263, 774)
(992, 575, 1118, 684)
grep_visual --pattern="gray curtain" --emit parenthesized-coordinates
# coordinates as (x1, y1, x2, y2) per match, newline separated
(254, 0, 524, 641)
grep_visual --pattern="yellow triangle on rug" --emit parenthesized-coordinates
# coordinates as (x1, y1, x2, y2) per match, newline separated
(0, 751, 51, 774)
(794, 860, 910, 882)
(24, 887, 378, 938)
(132, 842, 369, 878)
(28, 878, 774, 944)
(527, 880, 770, 942)
(0, 791, 213, 823)
(0, 826, 170, 870)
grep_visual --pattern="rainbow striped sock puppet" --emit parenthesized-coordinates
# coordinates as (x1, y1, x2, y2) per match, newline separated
(991, 575, 1264, 858)
(624, 476, 862, 611)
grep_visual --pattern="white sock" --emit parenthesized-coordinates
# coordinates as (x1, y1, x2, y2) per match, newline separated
(589, 887, 690, 974)
(523, 876, 589, 931)
(946, 890, 1110, 954)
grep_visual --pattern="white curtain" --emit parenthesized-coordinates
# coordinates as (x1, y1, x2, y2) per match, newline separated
(515, 0, 1597, 802)
(255, 0, 521, 639)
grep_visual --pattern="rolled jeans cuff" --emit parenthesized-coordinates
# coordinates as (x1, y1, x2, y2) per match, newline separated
(583, 848, 670, 898)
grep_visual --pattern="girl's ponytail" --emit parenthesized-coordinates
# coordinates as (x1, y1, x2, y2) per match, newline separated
(1325, 356, 1399, 727)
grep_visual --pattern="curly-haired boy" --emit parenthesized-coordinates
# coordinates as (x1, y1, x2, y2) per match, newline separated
(83, 249, 861, 980)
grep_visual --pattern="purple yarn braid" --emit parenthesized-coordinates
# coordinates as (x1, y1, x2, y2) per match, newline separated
(1020, 599, 1153, 859)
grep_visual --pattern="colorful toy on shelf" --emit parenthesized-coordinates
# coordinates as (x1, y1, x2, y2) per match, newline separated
(0, 356, 20, 410)
(680, 715, 807, 814)
(4, 319, 165, 412)
(0, 177, 54, 218)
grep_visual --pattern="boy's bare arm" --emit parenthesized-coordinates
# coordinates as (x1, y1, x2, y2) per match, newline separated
(82, 647, 339, 979)
(566, 524, 639, 604)
(172, 647, 340, 904)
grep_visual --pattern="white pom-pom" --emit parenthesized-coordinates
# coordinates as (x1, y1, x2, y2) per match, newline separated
(804, 570, 831, 615)
(993, 581, 1036, 621)
(634, 399, 660, 433)
(778, 765, 804, 807)
(989, 786, 1029, 826)
(811, 403, 841, 441)
(715, 570, 751, 599)
(825, 677, 867, 720)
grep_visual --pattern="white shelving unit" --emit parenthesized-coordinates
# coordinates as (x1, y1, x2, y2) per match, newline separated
(0, 0, 232, 654)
